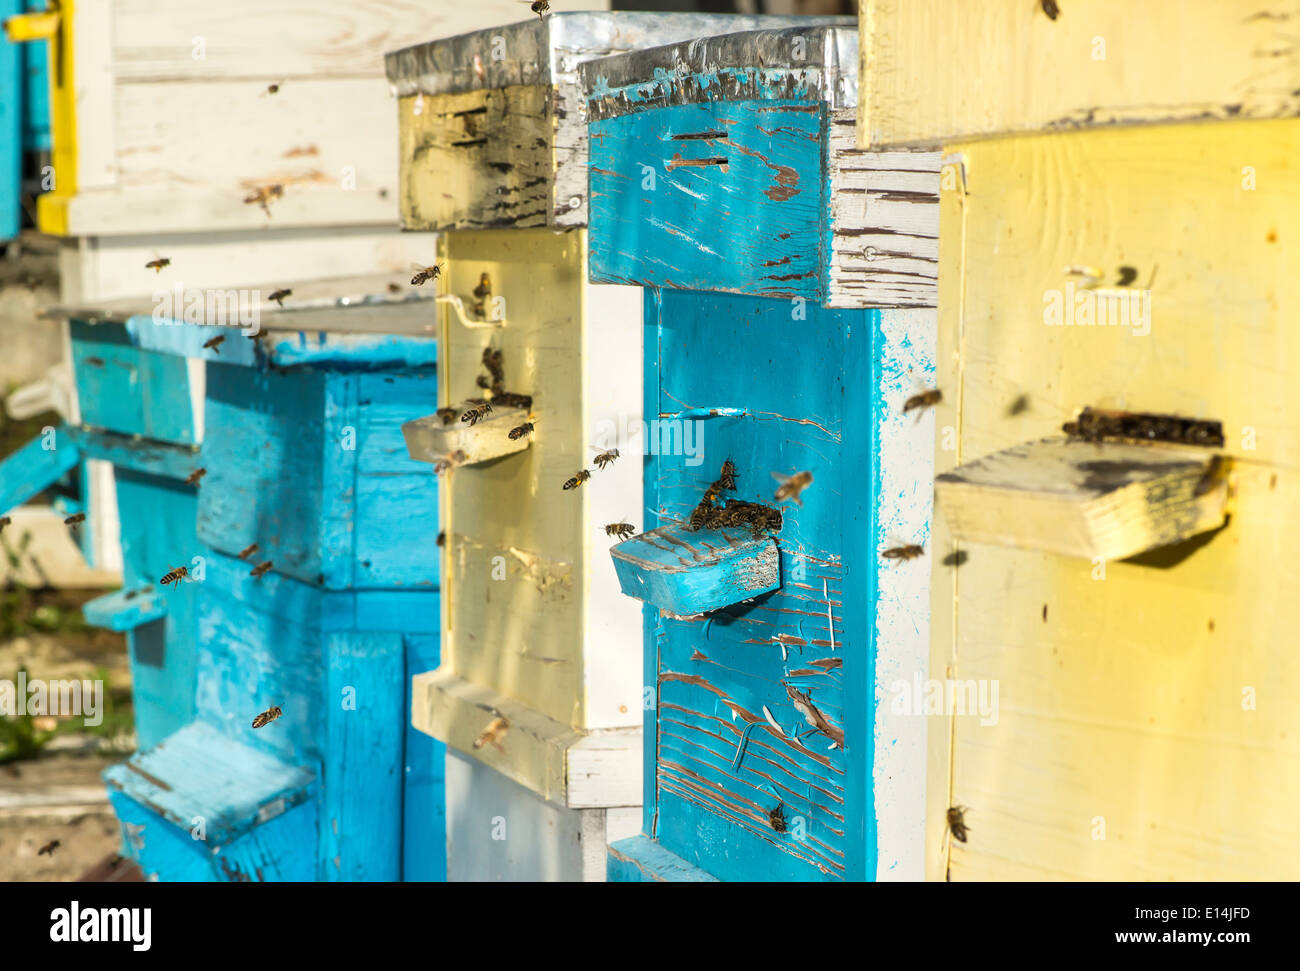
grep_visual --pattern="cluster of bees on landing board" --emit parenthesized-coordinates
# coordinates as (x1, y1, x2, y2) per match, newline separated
(432, 347, 534, 474)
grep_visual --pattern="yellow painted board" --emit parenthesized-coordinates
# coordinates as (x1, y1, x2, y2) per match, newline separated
(933, 118, 1300, 880)
(860, 0, 1300, 149)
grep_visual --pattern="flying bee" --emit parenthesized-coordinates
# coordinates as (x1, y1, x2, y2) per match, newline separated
(772, 470, 813, 506)
(1194, 455, 1230, 498)
(591, 446, 619, 471)
(236, 543, 260, 560)
(64, 513, 86, 526)
(436, 406, 458, 425)
(37, 839, 60, 857)
(160, 565, 189, 588)
(145, 258, 170, 273)
(410, 262, 441, 286)
(769, 803, 787, 833)
(184, 468, 206, 487)
(268, 288, 291, 307)
(243, 183, 283, 216)
(947, 805, 970, 843)
(604, 520, 635, 541)
(882, 543, 924, 561)
(518, 0, 549, 20)
(903, 388, 942, 418)
(563, 469, 591, 491)
(0, 516, 10, 533)
(509, 422, 535, 441)
(251, 705, 283, 729)
(473, 715, 509, 752)
(250, 561, 273, 579)
(461, 401, 493, 426)
(203, 334, 225, 353)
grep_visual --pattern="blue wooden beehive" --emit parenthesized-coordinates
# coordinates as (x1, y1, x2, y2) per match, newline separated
(582, 26, 942, 882)
(12, 283, 446, 881)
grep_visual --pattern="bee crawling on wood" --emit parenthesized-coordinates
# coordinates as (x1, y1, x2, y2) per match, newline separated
(591, 446, 619, 471)
(262, 81, 282, 96)
(236, 543, 260, 560)
(37, 839, 60, 857)
(768, 803, 787, 833)
(1194, 455, 1230, 498)
(243, 183, 283, 216)
(508, 421, 535, 441)
(436, 406, 458, 426)
(903, 388, 942, 418)
(268, 288, 291, 307)
(460, 400, 493, 426)
(771, 470, 813, 506)
(433, 450, 468, 474)
(716, 458, 738, 492)
(437, 531, 446, 547)
(492, 392, 533, 410)
(250, 561, 273, 580)
(563, 469, 591, 491)
(473, 715, 509, 752)
(409, 262, 441, 287)
(251, 705, 283, 729)
(184, 468, 206, 487)
(64, 513, 86, 526)
(160, 565, 189, 588)
(1040, 0, 1060, 21)
(203, 334, 225, 354)
(882, 543, 925, 561)
(145, 258, 171, 273)
(604, 521, 636, 541)
(947, 805, 970, 843)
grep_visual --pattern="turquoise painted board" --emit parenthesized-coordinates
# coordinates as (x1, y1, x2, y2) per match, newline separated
(198, 363, 439, 589)
(82, 586, 165, 631)
(589, 99, 827, 298)
(611, 524, 780, 614)
(403, 632, 445, 882)
(70, 322, 196, 445)
(0, 428, 81, 516)
(608, 835, 720, 882)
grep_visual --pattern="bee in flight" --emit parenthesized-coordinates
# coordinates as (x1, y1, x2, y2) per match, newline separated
(145, 257, 171, 273)
(881, 543, 924, 561)
(64, 513, 86, 526)
(203, 335, 225, 354)
(461, 400, 493, 426)
(518, 0, 549, 20)
(37, 839, 60, 857)
(160, 565, 189, 588)
(591, 446, 619, 471)
(268, 288, 291, 307)
(508, 421, 535, 441)
(604, 520, 635, 541)
(947, 805, 970, 843)
(772, 470, 813, 506)
(184, 468, 206, 487)
(562, 469, 591, 491)
(903, 388, 942, 418)
(473, 715, 509, 752)
(251, 705, 283, 729)
(410, 263, 441, 287)
(250, 561, 273, 580)
(237, 543, 260, 560)
(243, 183, 283, 216)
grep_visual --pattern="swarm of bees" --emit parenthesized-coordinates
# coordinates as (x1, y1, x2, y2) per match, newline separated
(473, 715, 509, 752)
(604, 521, 636, 541)
(184, 468, 206, 487)
(882, 543, 924, 562)
(145, 257, 171, 273)
(947, 805, 970, 843)
(410, 263, 441, 287)
(771, 469, 813, 506)
(250, 561, 273, 580)
(203, 335, 225, 354)
(268, 288, 292, 307)
(243, 183, 283, 217)
(160, 565, 188, 588)
(1062, 407, 1224, 448)
(685, 459, 783, 537)
(251, 705, 283, 729)
(63, 513, 86, 526)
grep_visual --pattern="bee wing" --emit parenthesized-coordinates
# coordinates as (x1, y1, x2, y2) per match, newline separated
(409, 262, 434, 272)
(770, 470, 792, 484)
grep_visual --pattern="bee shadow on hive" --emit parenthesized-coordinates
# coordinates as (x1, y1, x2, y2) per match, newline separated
(1122, 516, 1232, 569)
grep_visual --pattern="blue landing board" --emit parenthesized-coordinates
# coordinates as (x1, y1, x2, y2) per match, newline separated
(611, 523, 780, 615)
(82, 586, 165, 631)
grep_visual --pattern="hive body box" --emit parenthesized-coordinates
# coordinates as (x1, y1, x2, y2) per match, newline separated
(862, 0, 1300, 881)
(387, 12, 820, 881)
(582, 26, 941, 881)
(42, 302, 448, 881)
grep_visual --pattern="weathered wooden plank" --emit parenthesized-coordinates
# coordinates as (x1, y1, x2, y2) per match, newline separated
(71, 428, 200, 482)
(0, 426, 82, 517)
(611, 524, 780, 616)
(859, 0, 1300, 148)
(607, 834, 720, 882)
(403, 402, 532, 468)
